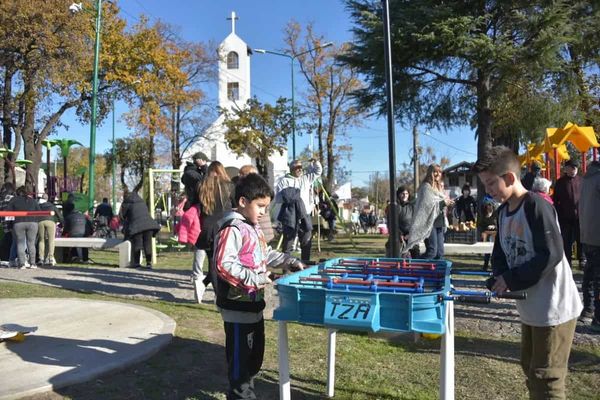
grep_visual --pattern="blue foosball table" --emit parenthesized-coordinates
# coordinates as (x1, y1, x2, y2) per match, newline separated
(273, 257, 456, 399)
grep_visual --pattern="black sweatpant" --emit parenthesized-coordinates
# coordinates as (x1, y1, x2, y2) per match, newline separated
(129, 230, 153, 266)
(282, 226, 312, 263)
(224, 319, 265, 399)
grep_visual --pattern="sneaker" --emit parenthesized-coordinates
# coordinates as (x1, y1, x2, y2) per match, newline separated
(192, 278, 206, 304)
(143, 264, 152, 270)
(27, 264, 38, 269)
(229, 382, 256, 400)
(8, 260, 17, 268)
(19, 263, 30, 270)
(48, 257, 56, 267)
(579, 310, 594, 323)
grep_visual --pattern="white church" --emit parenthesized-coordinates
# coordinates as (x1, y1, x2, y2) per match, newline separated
(183, 12, 289, 187)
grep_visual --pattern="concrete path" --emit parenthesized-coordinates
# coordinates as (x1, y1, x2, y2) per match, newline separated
(0, 298, 176, 400)
(0, 264, 214, 304)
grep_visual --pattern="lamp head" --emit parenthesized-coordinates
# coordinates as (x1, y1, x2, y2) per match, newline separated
(253, 49, 266, 54)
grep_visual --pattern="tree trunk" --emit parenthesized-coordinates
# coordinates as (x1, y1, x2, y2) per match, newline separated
(475, 69, 493, 200)
(256, 156, 268, 179)
(21, 87, 37, 189)
(170, 104, 182, 193)
(1, 67, 16, 185)
(325, 124, 335, 193)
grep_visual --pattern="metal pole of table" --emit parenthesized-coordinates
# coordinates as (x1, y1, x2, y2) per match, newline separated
(327, 329, 337, 397)
(440, 300, 455, 400)
(278, 321, 291, 400)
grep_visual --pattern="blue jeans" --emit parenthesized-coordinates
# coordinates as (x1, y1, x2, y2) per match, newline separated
(424, 227, 444, 259)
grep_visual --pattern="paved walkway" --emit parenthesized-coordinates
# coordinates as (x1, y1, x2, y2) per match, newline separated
(0, 298, 175, 400)
(0, 264, 212, 304)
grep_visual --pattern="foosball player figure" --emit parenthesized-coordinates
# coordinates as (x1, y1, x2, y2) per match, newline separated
(474, 146, 582, 400)
(212, 173, 305, 400)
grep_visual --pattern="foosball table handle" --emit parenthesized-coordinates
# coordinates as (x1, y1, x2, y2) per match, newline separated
(494, 292, 527, 300)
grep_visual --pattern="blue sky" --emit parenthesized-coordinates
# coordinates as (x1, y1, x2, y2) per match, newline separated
(61, 0, 478, 186)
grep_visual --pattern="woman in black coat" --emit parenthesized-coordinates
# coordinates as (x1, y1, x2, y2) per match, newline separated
(118, 190, 160, 269)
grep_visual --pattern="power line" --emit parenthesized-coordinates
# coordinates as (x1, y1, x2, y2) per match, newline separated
(422, 131, 477, 156)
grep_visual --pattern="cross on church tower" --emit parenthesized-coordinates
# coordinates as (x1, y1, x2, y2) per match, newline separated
(227, 11, 238, 34)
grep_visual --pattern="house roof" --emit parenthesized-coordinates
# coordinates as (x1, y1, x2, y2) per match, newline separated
(443, 161, 474, 174)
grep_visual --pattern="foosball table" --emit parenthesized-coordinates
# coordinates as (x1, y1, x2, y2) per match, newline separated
(273, 257, 524, 399)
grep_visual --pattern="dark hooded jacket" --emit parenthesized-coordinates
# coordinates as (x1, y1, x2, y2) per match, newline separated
(277, 187, 312, 233)
(7, 194, 40, 223)
(553, 173, 582, 223)
(118, 192, 160, 238)
(64, 210, 92, 237)
(181, 162, 207, 206)
(579, 161, 600, 246)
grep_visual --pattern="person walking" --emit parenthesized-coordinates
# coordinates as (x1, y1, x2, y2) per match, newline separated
(119, 189, 160, 269)
(521, 161, 542, 191)
(386, 186, 418, 258)
(578, 160, 600, 331)
(38, 194, 63, 266)
(181, 151, 209, 210)
(195, 161, 235, 301)
(94, 197, 114, 237)
(403, 164, 453, 259)
(276, 158, 322, 262)
(6, 185, 40, 269)
(553, 159, 585, 268)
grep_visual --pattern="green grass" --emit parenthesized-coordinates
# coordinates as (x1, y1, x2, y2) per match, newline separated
(3, 233, 600, 399)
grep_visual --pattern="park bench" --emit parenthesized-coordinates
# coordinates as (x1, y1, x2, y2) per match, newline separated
(418, 241, 494, 255)
(54, 238, 131, 268)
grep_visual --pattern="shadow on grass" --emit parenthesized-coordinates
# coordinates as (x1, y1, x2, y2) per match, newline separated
(41, 337, 320, 400)
(379, 331, 600, 372)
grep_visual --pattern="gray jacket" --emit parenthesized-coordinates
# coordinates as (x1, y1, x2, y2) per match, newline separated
(579, 161, 600, 246)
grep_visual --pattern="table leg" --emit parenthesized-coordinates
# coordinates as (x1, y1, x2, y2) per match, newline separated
(440, 300, 455, 400)
(278, 321, 291, 400)
(327, 329, 337, 397)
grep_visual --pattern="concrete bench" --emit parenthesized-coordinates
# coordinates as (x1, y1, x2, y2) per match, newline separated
(419, 241, 494, 255)
(54, 238, 131, 268)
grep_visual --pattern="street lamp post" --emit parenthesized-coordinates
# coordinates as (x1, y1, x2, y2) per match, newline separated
(111, 100, 116, 211)
(254, 42, 333, 160)
(71, 0, 103, 212)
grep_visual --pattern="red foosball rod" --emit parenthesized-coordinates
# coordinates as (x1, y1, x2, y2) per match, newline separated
(300, 277, 420, 288)
(336, 259, 437, 271)
(0, 211, 54, 217)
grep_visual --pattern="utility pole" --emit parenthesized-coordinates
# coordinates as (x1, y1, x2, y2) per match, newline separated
(413, 125, 419, 194)
(382, 0, 399, 257)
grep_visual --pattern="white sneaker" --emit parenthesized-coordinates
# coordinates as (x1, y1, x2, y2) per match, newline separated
(28, 263, 38, 269)
(19, 263, 30, 270)
(48, 257, 56, 266)
(192, 278, 206, 304)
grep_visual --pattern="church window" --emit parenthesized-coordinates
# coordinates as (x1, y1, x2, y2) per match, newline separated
(227, 51, 239, 69)
(227, 82, 239, 101)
